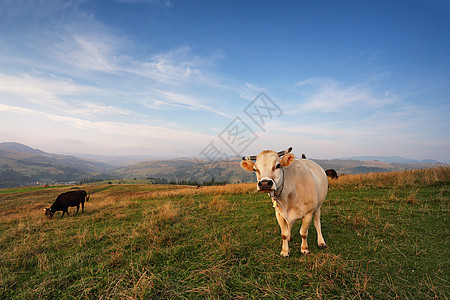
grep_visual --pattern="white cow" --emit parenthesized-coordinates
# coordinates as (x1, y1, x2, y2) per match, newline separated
(241, 147, 328, 257)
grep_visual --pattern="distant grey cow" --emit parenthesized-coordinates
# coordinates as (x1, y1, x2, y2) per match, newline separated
(44, 190, 89, 219)
(241, 147, 328, 257)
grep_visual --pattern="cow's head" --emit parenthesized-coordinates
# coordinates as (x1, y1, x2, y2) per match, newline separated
(241, 147, 295, 192)
(43, 208, 54, 219)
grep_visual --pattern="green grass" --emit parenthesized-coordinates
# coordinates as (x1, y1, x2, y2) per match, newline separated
(0, 169, 449, 299)
(0, 185, 68, 195)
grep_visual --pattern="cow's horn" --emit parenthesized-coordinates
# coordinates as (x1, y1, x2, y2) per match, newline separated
(277, 147, 293, 157)
(242, 155, 257, 161)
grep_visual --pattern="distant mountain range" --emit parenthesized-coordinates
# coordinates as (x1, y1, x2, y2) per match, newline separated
(340, 155, 442, 164)
(0, 142, 113, 188)
(0, 142, 47, 155)
(64, 153, 179, 167)
(0, 142, 448, 188)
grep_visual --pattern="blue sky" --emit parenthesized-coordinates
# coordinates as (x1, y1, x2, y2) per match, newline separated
(0, 0, 449, 161)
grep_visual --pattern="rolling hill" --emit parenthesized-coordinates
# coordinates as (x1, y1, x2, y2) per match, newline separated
(0, 143, 114, 188)
(110, 156, 447, 184)
(109, 159, 256, 184)
(340, 155, 441, 164)
(0, 142, 447, 188)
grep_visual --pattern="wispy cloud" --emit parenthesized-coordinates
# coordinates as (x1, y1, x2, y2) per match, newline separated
(53, 25, 224, 85)
(0, 74, 129, 118)
(295, 78, 398, 113)
(52, 28, 226, 88)
(130, 46, 203, 83)
(0, 103, 211, 143)
(0, 0, 231, 118)
(126, 46, 226, 87)
(54, 33, 121, 73)
(239, 82, 268, 100)
(144, 90, 232, 118)
(0, 73, 96, 97)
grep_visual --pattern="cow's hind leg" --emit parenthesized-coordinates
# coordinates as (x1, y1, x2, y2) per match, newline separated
(275, 209, 291, 257)
(76, 205, 80, 213)
(300, 213, 313, 254)
(314, 208, 327, 249)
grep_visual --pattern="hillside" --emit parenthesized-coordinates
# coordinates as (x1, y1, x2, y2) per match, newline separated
(65, 153, 179, 167)
(110, 159, 256, 184)
(0, 143, 114, 188)
(340, 155, 442, 164)
(112, 156, 448, 183)
(0, 142, 447, 188)
(312, 158, 447, 175)
(0, 142, 47, 155)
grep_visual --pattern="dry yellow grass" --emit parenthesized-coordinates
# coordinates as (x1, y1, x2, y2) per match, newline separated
(95, 183, 257, 205)
(209, 195, 230, 213)
(1, 168, 447, 224)
(328, 167, 449, 189)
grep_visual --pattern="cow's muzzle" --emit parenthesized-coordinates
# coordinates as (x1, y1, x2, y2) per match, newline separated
(258, 179, 275, 192)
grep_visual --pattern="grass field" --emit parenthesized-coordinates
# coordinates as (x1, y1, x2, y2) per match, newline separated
(0, 168, 449, 299)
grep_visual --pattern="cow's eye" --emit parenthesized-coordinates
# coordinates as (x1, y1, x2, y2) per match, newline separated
(276, 163, 281, 169)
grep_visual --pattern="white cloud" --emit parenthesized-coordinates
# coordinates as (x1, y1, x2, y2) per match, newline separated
(54, 33, 120, 73)
(239, 82, 268, 100)
(0, 73, 130, 118)
(52, 28, 226, 88)
(295, 78, 398, 113)
(0, 0, 232, 123)
(126, 46, 226, 87)
(134, 46, 202, 82)
(74, 102, 131, 117)
(0, 103, 211, 143)
(0, 73, 88, 97)
(146, 90, 231, 118)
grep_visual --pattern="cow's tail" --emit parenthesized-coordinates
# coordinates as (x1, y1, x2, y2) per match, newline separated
(86, 194, 90, 202)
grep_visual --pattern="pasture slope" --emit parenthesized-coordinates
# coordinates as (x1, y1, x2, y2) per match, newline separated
(0, 168, 449, 299)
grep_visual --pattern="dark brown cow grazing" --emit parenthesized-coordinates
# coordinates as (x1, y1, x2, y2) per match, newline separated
(325, 169, 338, 179)
(44, 190, 89, 219)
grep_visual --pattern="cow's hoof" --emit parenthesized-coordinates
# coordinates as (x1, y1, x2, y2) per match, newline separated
(301, 250, 310, 255)
(280, 252, 289, 258)
(318, 244, 327, 250)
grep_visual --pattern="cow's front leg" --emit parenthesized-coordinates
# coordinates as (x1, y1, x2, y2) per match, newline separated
(313, 207, 327, 249)
(300, 213, 313, 254)
(275, 209, 291, 257)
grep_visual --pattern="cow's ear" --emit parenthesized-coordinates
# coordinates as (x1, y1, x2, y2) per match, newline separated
(240, 160, 255, 172)
(281, 153, 295, 167)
